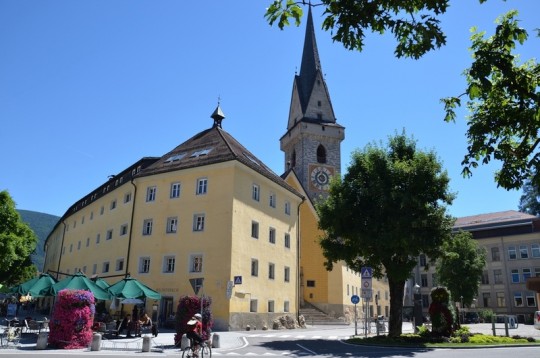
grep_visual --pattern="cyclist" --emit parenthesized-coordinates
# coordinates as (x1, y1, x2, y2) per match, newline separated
(186, 313, 204, 357)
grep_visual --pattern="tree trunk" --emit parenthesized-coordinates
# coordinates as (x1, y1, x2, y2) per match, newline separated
(388, 278, 405, 337)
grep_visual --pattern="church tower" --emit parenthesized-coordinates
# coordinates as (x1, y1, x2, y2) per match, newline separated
(280, 7, 345, 202)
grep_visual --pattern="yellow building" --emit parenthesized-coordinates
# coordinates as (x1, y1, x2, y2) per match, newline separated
(44, 110, 303, 330)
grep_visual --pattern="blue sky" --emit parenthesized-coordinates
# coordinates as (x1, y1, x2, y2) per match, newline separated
(1, 1, 538, 218)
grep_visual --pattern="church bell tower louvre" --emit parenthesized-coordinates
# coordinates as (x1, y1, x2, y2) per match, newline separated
(280, 6, 345, 203)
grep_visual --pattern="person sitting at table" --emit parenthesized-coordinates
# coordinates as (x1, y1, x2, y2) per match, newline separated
(139, 313, 152, 328)
(116, 314, 131, 337)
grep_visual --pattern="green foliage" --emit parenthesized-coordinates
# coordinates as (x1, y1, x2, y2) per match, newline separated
(316, 131, 454, 336)
(518, 179, 540, 216)
(478, 308, 494, 323)
(0, 191, 38, 286)
(442, 10, 540, 190)
(265, 0, 452, 58)
(429, 287, 453, 336)
(435, 231, 486, 308)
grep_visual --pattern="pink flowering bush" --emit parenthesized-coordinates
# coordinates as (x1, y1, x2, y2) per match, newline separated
(174, 295, 213, 346)
(48, 289, 96, 349)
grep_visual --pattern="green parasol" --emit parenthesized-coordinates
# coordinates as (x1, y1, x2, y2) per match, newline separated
(107, 276, 161, 300)
(51, 271, 111, 301)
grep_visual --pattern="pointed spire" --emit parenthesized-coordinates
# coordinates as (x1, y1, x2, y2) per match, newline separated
(211, 98, 225, 128)
(299, 6, 321, 81)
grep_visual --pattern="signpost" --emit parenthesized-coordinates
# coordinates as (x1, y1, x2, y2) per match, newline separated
(361, 267, 373, 337)
(351, 294, 360, 336)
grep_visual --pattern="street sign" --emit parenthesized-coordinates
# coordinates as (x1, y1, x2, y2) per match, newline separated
(361, 267, 373, 279)
(234, 276, 242, 285)
(361, 288, 372, 299)
(362, 280, 372, 290)
(189, 278, 204, 295)
(351, 295, 360, 304)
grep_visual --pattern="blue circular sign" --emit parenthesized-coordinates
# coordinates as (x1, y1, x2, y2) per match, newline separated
(351, 295, 360, 304)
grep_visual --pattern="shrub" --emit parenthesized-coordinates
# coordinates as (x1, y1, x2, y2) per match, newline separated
(174, 295, 213, 345)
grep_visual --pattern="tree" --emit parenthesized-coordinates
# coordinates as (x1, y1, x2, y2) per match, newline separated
(442, 10, 540, 190)
(0, 190, 38, 286)
(518, 178, 540, 216)
(316, 132, 455, 337)
(435, 230, 486, 324)
(265, 0, 488, 59)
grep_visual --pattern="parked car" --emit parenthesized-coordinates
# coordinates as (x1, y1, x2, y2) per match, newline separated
(464, 312, 480, 324)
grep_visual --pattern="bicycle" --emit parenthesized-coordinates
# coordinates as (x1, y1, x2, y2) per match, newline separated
(0, 326, 22, 348)
(182, 338, 212, 358)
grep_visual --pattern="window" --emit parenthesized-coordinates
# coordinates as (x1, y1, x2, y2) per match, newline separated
(431, 273, 438, 286)
(532, 243, 540, 258)
(491, 247, 500, 261)
(269, 227, 276, 244)
(190, 255, 203, 272)
(110, 200, 117, 210)
(163, 256, 175, 273)
(77, 241, 81, 250)
(481, 270, 489, 285)
(526, 292, 536, 307)
(494, 269, 503, 284)
(90, 212, 94, 220)
(482, 292, 491, 307)
(124, 192, 132, 203)
(523, 268, 532, 281)
(316, 144, 327, 163)
(284, 233, 290, 248)
(420, 274, 428, 287)
(252, 184, 260, 201)
(514, 292, 523, 307)
(284, 266, 290, 282)
(511, 269, 520, 283)
(306, 280, 315, 287)
(100, 206, 104, 215)
(146, 186, 157, 202)
(496, 292, 505, 307)
(251, 259, 259, 277)
(284, 201, 291, 215)
(269, 193, 276, 208)
(120, 224, 128, 236)
(116, 259, 124, 271)
(167, 217, 178, 233)
(196, 178, 208, 195)
(170, 182, 181, 198)
(86, 237, 90, 247)
(519, 245, 529, 259)
(419, 254, 427, 267)
(193, 214, 205, 231)
(508, 246, 517, 260)
(268, 263, 275, 279)
(102, 262, 110, 273)
(139, 257, 151, 273)
(143, 219, 153, 235)
(96, 233, 101, 244)
(92, 263, 97, 275)
(268, 300, 275, 312)
(250, 299, 257, 312)
(251, 221, 259, 239)
(284, 301, 290, 312)
(106, 229, 113, 240)
(535, 267, 540, 277)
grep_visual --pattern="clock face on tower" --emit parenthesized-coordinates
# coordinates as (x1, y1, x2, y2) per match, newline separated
(309, 165, 334, 191)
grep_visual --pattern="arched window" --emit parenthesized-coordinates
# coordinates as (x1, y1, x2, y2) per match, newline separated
(317, 145, 327, 164)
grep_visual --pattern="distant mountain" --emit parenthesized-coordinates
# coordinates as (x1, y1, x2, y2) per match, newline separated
(17, 210, 60, 271)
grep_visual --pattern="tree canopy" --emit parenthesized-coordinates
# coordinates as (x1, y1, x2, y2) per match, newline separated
(316, 132, 455, 337)
(0, 190, 38, 286)
(435, 230, 486, 310)
(518, 178, 540, 216)
(442, 10, 540, 190)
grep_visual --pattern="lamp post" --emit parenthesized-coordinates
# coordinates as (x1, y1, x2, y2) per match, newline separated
(413, 284, 422, 333)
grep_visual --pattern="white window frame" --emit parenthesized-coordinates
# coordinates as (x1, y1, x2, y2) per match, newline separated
(251, 259, 258, 277)
(170, 182, 181, 198)
(284, 266, 290, 282)
(250, 299, 258, 312)
(252, 184, 260, 201)
(269, 193, 276, 208)
(120, 224, 128, 236)
(102, 261, 110, 273)
(508, 246, 517, 260)
(143, 219, 153, 235)
(146, 186, 157, 202)
(268, 263, 275, 280)
(116, 259, 124, 271)
(106, 229, 113, 240)
(190, 254, 203, 273)
(532, 243, 540, 258)
(519, 245, 529, 259)
(167, 217, 178, 233)
(163, 256, 176, 273)
(284, 233, 290, 248)
(513, 292, 524, 307)
(251, 221, 259, 239)
(268, 300, 275, 313)
(124, 192, 132, 203)
(284, 201, 291, 215)
(269, 227, 276, 244)
(139, 257, 151, 273)
(196, 178, 208, 195)
(193, 214, 205, 232)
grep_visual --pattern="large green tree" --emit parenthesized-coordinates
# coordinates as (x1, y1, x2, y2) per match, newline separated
(443, 10, 540, 190)
(316, 132, 455, 337)
(0, 190, 38, 286)
(435, 230, 486, 322)
(518, 178, 540, 216)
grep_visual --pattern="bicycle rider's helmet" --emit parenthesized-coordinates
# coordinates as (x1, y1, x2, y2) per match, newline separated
(194, 313, 202, 320)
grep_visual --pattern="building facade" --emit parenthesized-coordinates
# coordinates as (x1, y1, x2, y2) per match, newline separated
(43, 112, 303, 331)
(410, 210, 540, 324)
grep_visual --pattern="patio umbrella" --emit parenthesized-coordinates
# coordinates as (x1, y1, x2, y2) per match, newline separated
(11, 275, 40, 295)
(27, 273, 57, 297)
(90, 276, 111, 290)
(107, 276, 161, 300)
(51, 271, 111, 301)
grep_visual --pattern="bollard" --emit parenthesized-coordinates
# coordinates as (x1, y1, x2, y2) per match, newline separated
(35, 332, 48, 350)
(90, 333, 102, 351)
(142, 335, 151, 352)
(211, 333, 220, 348)
(181, 333, 190, 350)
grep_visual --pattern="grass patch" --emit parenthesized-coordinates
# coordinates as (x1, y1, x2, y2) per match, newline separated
(346, 331, 538, 348)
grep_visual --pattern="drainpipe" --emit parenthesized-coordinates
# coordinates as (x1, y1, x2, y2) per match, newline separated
(125, 179, 138, 278)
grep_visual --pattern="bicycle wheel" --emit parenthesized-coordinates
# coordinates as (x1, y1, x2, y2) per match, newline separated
(182, 348, 193, 358)
(202, 343, 212, 358)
